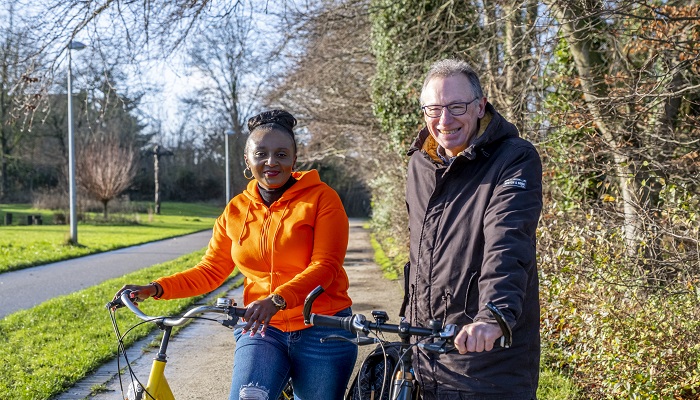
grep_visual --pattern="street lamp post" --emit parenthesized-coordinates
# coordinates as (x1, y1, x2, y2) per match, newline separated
(225, 129, 234, 202)
(67, 40, 86, 244)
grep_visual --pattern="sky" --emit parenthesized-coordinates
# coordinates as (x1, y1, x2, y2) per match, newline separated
(3, 0, 307, 142)
(71, 1, 293, 137)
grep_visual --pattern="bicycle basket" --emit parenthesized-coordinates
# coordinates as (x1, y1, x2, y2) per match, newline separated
(346, 344, 402, 400)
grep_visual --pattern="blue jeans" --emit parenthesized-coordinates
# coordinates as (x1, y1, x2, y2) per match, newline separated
(229, 308, 358, 400)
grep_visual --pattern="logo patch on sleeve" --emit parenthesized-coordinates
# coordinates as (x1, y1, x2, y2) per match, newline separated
(503, 178, 527, 189)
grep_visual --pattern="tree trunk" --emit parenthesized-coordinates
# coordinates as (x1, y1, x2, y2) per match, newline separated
(546, 0, 642, 257)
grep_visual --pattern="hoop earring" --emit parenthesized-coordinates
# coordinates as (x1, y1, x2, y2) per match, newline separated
(243, 166, 254, 180)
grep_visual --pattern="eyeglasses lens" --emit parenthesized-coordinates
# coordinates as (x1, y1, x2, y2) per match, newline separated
(423, 103, 468, 118)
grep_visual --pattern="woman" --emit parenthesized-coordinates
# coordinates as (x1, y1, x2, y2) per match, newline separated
(114, 109, 358, 400)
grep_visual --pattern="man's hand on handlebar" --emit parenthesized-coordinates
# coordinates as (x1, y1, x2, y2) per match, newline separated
(454, 322, 503, 354)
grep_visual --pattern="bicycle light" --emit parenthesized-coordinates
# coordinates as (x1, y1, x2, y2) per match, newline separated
(216, 298, 232, 308)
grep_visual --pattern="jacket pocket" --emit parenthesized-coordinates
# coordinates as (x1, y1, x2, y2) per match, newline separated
(462, 270, 479, 321)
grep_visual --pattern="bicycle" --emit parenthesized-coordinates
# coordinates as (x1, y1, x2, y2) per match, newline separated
(107, 290, 295, 400)
(302, 285, 512, 400)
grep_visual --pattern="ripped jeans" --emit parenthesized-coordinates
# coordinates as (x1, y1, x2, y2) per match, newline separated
(230, 308, 358, 400)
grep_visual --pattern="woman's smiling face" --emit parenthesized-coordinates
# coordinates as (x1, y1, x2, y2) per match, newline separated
(244, 127, 297, 190)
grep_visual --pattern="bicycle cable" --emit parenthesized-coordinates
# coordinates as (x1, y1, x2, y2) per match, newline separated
(109, 306, 229, 399)
(109, 306, 154, 399)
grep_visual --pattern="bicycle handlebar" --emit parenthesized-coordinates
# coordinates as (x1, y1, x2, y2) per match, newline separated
(302, 285, 512, 350)
(106, 289, 247, 328)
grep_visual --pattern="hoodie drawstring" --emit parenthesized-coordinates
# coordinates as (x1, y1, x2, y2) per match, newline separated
(269, 200, 290, 279)
(238, 200, 252, 246)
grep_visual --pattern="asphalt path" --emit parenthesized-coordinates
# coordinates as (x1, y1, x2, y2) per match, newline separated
(0, 230, 212, 319)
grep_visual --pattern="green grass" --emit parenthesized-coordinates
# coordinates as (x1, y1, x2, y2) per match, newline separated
(0, 250, 241, 400)
(369, 234, 401, 280)
(0, 202, 221, 273)
(537, 364, 581, 399)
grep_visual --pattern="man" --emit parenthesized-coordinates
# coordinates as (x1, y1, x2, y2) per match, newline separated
(403, 58, 542, 399)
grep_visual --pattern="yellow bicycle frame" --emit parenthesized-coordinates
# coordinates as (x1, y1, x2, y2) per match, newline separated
(137, 355, 294, 400)
(141, 358, 174, 400)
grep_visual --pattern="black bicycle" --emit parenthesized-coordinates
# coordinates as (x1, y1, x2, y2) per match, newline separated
(302, 285, 512, 400)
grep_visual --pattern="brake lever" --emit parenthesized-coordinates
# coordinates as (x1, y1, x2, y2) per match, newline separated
(486, 302, 512, 348)
(106, 299, 123, 309)
(106, 290, 140, 310)
(220, 318, 240, 329)
(418, 339, 454, 354)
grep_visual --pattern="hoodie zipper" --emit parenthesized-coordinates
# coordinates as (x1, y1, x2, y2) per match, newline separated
(268, 200, 291, 330)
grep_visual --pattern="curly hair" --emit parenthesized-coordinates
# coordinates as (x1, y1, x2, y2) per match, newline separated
(245, 109, 298, 154)
(247, 109, 297, 136)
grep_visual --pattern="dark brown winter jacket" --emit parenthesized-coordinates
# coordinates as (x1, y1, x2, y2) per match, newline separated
(405, 103, 543, 399)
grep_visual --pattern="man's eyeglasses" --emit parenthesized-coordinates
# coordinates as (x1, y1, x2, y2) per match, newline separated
(421, 98, 479, 118)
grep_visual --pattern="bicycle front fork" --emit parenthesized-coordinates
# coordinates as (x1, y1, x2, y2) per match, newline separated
(392, 369, 416, 400)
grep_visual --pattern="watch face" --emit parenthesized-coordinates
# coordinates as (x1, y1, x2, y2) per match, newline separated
(272, 294, 286, 308)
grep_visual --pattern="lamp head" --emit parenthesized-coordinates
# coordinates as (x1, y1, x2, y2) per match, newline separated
(68, 41, 86, 51)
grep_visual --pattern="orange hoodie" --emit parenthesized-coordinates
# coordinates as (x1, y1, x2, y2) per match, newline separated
(154, 170, 351, 331)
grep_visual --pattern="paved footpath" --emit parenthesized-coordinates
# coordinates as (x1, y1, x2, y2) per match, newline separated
(60, 219, 404, 400)
(0, 230, 212, 319)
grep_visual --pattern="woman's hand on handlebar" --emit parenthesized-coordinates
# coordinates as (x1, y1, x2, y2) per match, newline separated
(455, 322, 503, 354)
(241, 297, 279, 337)
(112, 284, 157, 308)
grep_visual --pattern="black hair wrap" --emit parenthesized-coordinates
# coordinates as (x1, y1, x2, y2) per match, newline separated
(247, 110, 297, 138)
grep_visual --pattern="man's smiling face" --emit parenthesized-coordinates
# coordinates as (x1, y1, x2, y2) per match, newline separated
(421, 74, 486, 157)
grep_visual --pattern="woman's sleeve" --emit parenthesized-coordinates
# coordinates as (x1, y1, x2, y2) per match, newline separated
(154, 212, 236, 299)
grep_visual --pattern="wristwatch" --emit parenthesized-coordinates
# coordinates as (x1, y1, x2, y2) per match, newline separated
(269, 293, 287, 310)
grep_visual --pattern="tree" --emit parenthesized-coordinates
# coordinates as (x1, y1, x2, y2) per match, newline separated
(535, 2, 700, 396)
(4, 0, 254, 143)
(77, 134, 137, 217)
(543, 0, 700, 268)
(0, 3, 45, 200)
(71, 66, 146, 217)
(179, 5, 270, 197)
(263, 0, 376, 217)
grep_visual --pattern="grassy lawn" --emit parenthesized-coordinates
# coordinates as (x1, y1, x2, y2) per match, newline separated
(0, 250, 241, 399)
(0, 202, 221, 273)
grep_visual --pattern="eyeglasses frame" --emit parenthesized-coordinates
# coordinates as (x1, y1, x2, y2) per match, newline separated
(421, 97, 480, 118)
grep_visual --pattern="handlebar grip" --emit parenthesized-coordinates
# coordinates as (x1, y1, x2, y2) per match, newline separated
(309, 314, 355, 332)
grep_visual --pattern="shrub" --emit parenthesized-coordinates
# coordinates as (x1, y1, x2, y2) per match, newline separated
(539, 203, 700, 399)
